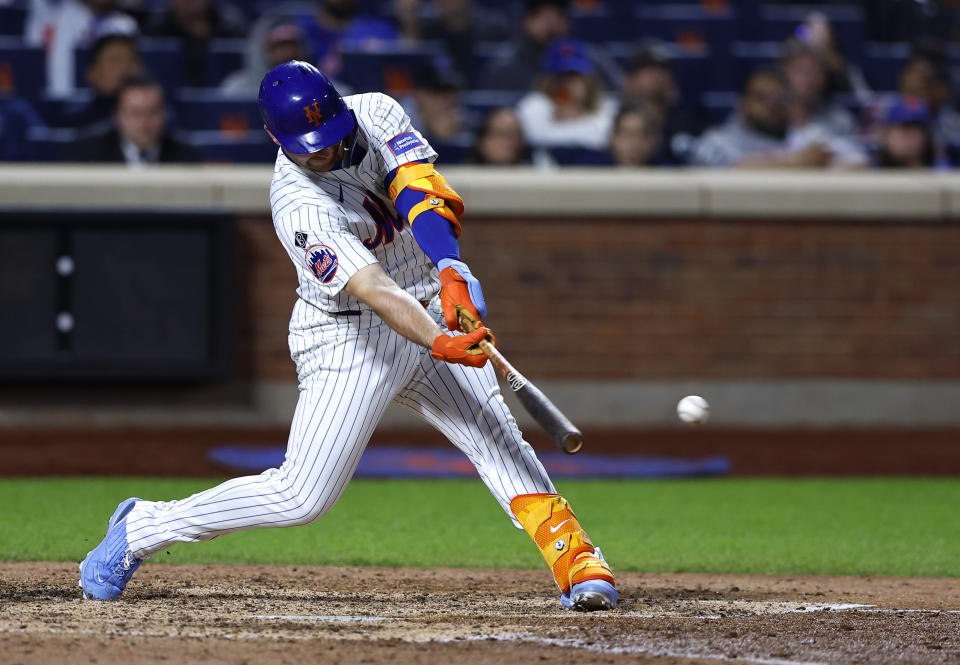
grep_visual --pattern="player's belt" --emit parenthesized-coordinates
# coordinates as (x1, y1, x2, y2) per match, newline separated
(329, 301, 431, 317)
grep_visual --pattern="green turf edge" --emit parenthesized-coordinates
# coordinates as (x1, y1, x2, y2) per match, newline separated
(2, 477, 958, 577)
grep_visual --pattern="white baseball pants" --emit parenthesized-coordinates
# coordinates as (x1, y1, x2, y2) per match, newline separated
(125, 305, 555, 559)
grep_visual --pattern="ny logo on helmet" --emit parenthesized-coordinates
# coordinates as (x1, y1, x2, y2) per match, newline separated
(304, 101, 324, 127)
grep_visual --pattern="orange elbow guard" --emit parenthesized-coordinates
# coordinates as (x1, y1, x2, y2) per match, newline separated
(387, 163, 464, 236)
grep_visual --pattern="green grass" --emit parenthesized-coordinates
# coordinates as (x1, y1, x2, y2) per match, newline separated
(1, 478, 958, 577)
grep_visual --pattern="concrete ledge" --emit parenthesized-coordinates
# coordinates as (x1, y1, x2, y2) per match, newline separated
(444, 167, 703, 217)
(2, 165, 960, 220)
(698, 171, 945, 220)
(0, 165, 220, 210)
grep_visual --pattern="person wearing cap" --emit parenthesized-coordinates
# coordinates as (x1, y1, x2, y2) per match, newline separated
(220, 20, 311, 97)
(400, 61, 474, 150)
(145, 0, 248, 87)
(515, 37, 618, 159)
(296, 0, 399, 79)
(479, 0, 619, 92)
(24, 0, 138, 97)
(777, 40, 867, 168)
(872, 96, 937, 168)
(61, 33, 143, 134)
(896, 54, 960, 166)
(478, 0, 569, 91)
(779, 39, 858, 139)
(791, 11, 870, 103)
(396, 0, 511, 87)
(621, 43, 705, 165)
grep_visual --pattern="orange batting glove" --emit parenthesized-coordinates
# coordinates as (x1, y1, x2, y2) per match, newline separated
(431, 327, 493, 368)
(437, 259, 486, 331)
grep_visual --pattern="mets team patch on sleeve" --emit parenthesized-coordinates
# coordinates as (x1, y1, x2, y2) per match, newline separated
(304, 244, 338, 283)
(387, 132, 424, 156)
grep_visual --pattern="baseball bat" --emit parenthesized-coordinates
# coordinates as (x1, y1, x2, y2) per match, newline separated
(456, 305, 583, 455)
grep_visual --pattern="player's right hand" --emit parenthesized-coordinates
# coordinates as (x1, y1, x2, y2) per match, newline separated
(431, 327, 493, 368)
(437, 259, 487, 331)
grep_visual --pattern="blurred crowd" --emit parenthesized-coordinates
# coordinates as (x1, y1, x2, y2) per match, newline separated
(1, 0, 960, 169)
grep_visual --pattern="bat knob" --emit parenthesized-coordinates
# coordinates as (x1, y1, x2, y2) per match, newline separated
(562, 433, 584, 455)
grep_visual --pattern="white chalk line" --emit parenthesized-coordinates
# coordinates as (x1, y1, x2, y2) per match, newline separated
(0, 626, 314, 642)
(4, 600, 957, 665)
(250, 614, 390, 623)
(695, 601, 874, 614)
(856, 608, 960, 615)
(451, 632, 834, 665)
(0, 626, 833, 664)
(240, 602, 872, 623)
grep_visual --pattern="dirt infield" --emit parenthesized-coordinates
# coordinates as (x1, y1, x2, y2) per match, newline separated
(2, 563, 958, 665)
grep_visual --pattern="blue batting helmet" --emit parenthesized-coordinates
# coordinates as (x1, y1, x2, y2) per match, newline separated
(259, 61, 356, 155)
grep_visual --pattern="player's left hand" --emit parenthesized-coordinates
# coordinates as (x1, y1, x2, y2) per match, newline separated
(437, 259, 487, 331)
(431, 327, 493, 368)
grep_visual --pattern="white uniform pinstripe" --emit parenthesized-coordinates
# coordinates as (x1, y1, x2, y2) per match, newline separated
(125, 93, 555, 559)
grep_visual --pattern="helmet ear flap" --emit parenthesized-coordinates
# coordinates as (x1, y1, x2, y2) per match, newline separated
(338, 111, 360, 169)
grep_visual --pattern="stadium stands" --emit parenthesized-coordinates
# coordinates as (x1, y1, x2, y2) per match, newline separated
(0, 3, 27, 37)
(0, 37, 46, 99)
(0, 1, 955, 167)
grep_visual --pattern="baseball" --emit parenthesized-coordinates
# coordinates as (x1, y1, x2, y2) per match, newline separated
(677, 395, 710, 425)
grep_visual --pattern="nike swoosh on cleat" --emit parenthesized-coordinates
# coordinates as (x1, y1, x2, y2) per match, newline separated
(96, 572, 104, 583)
(550, 518, 572, 533)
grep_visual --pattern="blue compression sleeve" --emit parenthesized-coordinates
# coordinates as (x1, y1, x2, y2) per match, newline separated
(389, 166, 461, 265)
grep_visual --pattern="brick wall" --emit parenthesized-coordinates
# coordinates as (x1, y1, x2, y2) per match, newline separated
(237, 215, 960, 381)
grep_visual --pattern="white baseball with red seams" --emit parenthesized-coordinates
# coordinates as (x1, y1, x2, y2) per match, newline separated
(677, 395, 710, 425)
(122, 92, 557, 559)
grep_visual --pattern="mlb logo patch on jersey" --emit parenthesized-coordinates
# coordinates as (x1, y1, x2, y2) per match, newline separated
(387, 132, 423, 156)
(295, 231, 308, 248)
(305, 244, 338, 283)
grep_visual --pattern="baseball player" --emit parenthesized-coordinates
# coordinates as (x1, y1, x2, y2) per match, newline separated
(79, 61, 617, 612)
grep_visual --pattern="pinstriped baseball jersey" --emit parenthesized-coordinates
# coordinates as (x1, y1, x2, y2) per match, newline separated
(270, 92, 439, 332)
(120, 88, 558, 570)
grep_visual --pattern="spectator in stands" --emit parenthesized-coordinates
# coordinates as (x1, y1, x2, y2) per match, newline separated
(62, 33, 143, 134)
(25, 0, 138, 97)
(466, 107, 531, 166)
(479, 0, 619, 92)
(401, 61, 473, 149)
(872, 96, 937, 169)
(0, 95, 45, 161)
(792, 11, 870, 103)
(620, 43, 705, 165)
(220, 21, 308, 97)
(608, 104, 663, 167)
(516, 38, 617, 155)
(692, 69, 865, 169)
(62, 75, 201, 164)
(780, 40, 857, 138)
(145, 0, 248, 88)
(297, 0, 399, 80)
(395, 0, 510, 86)
(479, 0, 567, 91)
(897, 54, 960, 165)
